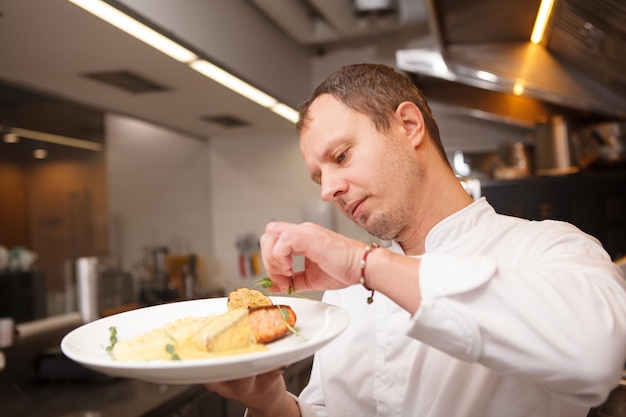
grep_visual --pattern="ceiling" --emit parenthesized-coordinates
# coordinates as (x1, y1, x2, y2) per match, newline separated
(0, 0, 427, 143)
(2, 0, 622, 147)
(400, 0, 626, 122)
(0, 0, 296, 141)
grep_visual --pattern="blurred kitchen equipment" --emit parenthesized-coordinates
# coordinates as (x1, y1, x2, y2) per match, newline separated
(459, 177, 482, 200)
(0, 317, 14, 347)
(451, 150, 499, 180)
(0, 246, 8, 271)
(534, 115, 580, 176)
(15, 312, 82, 341)
(152, 246, 169, 290)
(184, 254, 197, 299)
(138, 246, 179, 306)
(76, 257, 99, 323)
(99, 266, 135, 314)
(6, 246, 37, 272)
(571, 121, 626, 170)
(493, 141, 532, 179)
(235, 234, 262, 278)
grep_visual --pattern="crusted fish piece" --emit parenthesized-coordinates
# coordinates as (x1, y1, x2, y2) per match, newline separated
(248, 305, 297, 344)
(227, 288, 273, 310)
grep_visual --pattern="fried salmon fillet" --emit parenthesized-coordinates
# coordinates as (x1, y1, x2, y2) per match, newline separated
(248, 305, 297, 344)
(227, 288, 297, 344)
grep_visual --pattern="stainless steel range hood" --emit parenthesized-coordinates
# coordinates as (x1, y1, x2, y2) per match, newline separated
(397, 0, 626, 125)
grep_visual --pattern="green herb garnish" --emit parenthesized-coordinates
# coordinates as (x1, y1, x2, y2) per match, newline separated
(279, 306, 307, 341)
(255, 277, 274, 290)
(254, 277, 312, 300)
(165, 343, 180, 360)
(105, 326, 118, 355)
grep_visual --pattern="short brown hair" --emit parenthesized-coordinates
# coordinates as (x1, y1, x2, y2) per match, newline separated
(296, 64, 447, 162)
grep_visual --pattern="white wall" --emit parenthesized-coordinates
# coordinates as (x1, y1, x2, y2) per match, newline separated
(208, 131, 376, 294)
(208, 132, 314, 293)
(105, 114, 216, 289)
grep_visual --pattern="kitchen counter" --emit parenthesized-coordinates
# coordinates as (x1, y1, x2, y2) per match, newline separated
(0, 321, 224, 417)
(0, 318, 314, 417)
(1, 378, 215, 417)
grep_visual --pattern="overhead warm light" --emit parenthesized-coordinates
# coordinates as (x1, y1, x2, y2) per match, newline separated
(271, 103, 299, 124)
(68, 0, 198, 63)
(190, 60, 278, 108)
(513, 82, 525, 96)
(33, 149, 48, 159)
(531, 0, 555, 44)
(3, 133, 19, 143)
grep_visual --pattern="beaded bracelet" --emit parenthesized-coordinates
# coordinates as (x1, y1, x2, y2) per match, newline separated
(359, 243, 380, 304)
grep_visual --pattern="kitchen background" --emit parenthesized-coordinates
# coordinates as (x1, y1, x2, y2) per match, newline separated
(0, 0, 562, 321)
(0, 0, 624, 416)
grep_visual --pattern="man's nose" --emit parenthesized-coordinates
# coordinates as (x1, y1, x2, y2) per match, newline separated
(320, 175, 346, 202)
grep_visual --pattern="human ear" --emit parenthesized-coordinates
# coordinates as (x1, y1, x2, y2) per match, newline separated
(395, 102, 425, 148)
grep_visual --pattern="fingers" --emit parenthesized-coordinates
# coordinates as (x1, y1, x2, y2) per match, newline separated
(262, 222, 322, 293)
(260, 222, 298, 292)
(204, 367, 288, 406)
(261, 222, 364, 293)
(204, 377, 254, 398)
(260, 221, 360, 293)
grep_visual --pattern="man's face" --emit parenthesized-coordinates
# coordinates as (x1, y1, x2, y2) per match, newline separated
(299, 95, 422, 240)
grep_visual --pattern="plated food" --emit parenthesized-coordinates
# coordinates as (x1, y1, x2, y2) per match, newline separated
(109, 288, 298, 362)
(61, 296, 349, 384)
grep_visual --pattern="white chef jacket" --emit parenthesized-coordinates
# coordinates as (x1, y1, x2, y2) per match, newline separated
(292, 198, 626, 417)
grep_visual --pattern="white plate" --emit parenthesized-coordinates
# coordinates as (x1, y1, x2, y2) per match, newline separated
(61, 297, 349, 384)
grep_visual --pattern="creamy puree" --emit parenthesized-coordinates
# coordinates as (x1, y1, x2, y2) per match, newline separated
(111, 315, 267, 361)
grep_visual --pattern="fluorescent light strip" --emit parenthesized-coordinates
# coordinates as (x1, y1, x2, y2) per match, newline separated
(68, 0, 197, 63)
(190, 60, 277, 108)
(476, 70, 498, 83)
(67, 0, 299, 124)
(11, 127, 104, 151)
(531, 0, 555, 44)
(271, 103, 299, 123)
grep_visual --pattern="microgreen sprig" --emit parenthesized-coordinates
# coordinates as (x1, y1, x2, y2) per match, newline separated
(279, 306, 307, 342)
(105, 326, 118, 356)
(254, 277, 274, 290)
(253, 277, 312, 300)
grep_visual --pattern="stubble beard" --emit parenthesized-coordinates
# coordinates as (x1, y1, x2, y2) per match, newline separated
(362, 148, 423, 241)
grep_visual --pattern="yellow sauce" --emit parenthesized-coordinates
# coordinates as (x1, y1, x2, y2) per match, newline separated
(111, 315, 267, 361)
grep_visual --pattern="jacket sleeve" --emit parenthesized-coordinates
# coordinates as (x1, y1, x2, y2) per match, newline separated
(406, 221, 626, 407)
